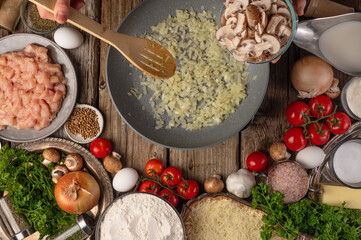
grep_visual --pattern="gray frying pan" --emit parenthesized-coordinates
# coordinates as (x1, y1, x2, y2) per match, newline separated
(106, 0, 269, 149)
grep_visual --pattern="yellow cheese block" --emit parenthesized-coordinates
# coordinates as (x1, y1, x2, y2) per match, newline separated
(319, 183, 361, 209)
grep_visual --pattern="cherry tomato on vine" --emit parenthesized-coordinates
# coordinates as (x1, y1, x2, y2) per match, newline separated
(309, 95, 333, 118)
(307, 123, 330, 146)
(177, 179, 199, 200)
(326, 112, 351, 135)
(90, 138, 112, 158)
(246, 152, 268, 172)
(159, 189, 179, 207)
(145, 159, 164, 177)
(286, 101, 311, 126)
(161, 167, 182, 187)
(139, 180, 160, 195)
(284, 127, 307, 151)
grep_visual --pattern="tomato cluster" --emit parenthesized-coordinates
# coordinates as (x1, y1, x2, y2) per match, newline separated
(284, 95, 351, 151)
(139, 159, 199, 207)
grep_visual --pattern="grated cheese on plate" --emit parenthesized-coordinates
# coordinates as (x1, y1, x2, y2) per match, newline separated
(184, 197, 285, 240)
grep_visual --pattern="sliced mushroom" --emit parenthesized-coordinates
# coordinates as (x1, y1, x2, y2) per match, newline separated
(255, 11, 268, 35)
(226, 37, 239, 51)
(225, 0, 234, 7)
(279, 35, 289, 46)
(278, 24, 292, 37)
(250, 0, 272, 11)
(233, 37, 242, 49)
(234, 39, 256, 59)
(245, 4, 260, 28)
(247, 28, 255, 38)
(266, 14, 287, 35)
(255, 31, 262, 43)
(233, 51, 248, 61)
(224, 0, 250, 19)
(51, 165, 69, 183)
(234, 13, 247, 34)
(216, 25, 234, 46)
(270, 3, 278, 15)
(277, 7, 291, 23)
(226, 16, 238, 27)
(42, 148, 60, 167)
(64, 154, 84, 171)
(276, 0, 288, 9)
(254, 34, 281, 57)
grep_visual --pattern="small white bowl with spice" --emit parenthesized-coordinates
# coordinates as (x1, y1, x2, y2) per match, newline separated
(64, 104, 104, 144)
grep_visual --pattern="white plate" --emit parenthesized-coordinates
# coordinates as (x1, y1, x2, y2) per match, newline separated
(0, 34, 77, 142)
(64, 104, 104, 144)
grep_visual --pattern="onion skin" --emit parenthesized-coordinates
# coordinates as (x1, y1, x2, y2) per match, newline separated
(54, 171, 100, 214)
(291, 56, 334, 98)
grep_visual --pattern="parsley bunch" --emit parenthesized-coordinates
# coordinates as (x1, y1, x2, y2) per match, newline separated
(0, 145, 76, 238)
(252, 183, 361, 240)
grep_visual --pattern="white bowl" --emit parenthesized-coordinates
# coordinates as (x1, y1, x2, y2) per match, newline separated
(64, 104, 104, 144)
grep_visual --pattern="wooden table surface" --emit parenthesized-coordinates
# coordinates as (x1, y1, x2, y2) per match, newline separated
(0, 0, 354, 238)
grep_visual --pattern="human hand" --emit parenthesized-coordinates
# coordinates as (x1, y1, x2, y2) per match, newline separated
(37, 0, 86, 24)
(271, 0, 307, 63)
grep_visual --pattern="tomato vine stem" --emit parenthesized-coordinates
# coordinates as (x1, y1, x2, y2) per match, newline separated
(139, 176, 185, 199)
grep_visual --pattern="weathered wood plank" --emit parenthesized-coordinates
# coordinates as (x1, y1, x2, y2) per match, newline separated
(98, 0, 167, 177)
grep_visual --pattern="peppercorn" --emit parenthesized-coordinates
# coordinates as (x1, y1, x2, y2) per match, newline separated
(67, 107, 100, 139)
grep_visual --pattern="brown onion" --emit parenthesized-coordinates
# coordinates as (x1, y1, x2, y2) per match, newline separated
(54, 171, 100, 214)
(291, 56, 334, 98)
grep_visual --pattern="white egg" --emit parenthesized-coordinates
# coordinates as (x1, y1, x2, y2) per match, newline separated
(112, 168, 139, 192)
(296, 146, 325, 169)
(54, 27, 84, 49)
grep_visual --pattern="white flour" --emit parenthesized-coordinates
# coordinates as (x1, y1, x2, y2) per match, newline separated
(100, 193, 184, 240)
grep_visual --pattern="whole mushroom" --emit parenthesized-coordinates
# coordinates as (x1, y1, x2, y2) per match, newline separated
(64, 154, 84, 171)
(103, 152, 122, 173)
(42, 148, 60, 166)
(204, 175, 225, 193)
(269, 142, 291, 162)
(51, 165, 69, 183)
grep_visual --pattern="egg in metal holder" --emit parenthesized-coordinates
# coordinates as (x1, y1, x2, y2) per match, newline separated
(64, 104, 104, 144)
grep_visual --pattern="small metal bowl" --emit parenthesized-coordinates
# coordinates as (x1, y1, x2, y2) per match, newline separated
(341, 77, 361, 121)
(20, 0, 60, 35)
(95, 192, 185, 240)
(218, 0, 297, 64)
(329, 138, 361, 189)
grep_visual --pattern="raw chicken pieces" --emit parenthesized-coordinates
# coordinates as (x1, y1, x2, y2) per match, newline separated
(0, 44, 67, 130)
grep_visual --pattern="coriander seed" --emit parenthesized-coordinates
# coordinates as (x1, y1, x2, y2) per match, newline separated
(67, 107, 100, 139)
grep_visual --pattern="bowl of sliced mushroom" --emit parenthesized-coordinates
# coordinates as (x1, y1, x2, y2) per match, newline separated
(217, 0, 297, 63)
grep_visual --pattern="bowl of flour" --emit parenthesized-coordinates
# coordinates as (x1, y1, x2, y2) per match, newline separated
(95, 192, 185, 240)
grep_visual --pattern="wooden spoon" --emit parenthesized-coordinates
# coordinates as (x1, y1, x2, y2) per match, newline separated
(29, 0, 176, 79)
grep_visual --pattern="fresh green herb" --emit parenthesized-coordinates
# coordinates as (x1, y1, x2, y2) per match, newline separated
(0, 144, 76, 238)
(252, 183, 361, 240)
